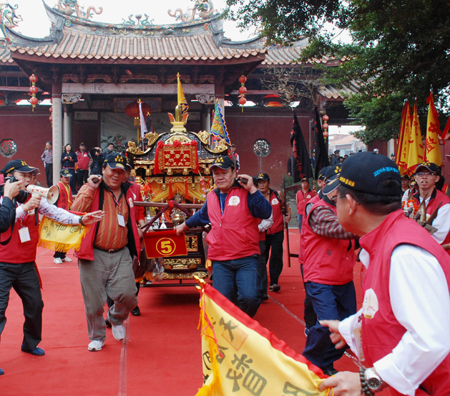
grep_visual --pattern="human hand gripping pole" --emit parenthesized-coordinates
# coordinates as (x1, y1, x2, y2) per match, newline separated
(236, 174, 257, 193)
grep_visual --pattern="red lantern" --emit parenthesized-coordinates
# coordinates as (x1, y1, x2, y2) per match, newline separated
(29, 74, 38, 83)
(323, 131, 329, 138)
(322, 114, 329, 122)
(49, 106, 53, 113)
(30, 97, 39, 106)
(239, 75, 247, 84)
(125, 100, 151, 118)
(29, 86, 38, 95)
(49, 115, 53, 122)
(238, 97, 247, 106)
(238, 86, 247, 95)
(323, 122, 329, 130)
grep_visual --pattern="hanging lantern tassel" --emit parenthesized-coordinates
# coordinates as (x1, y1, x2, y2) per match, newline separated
(322, 114, 329, 141)
(29, 74, 39, 112)
(184, 176, 189, 201)
(238, 75, 247, 112)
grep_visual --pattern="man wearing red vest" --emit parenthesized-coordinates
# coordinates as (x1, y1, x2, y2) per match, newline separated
(256, 172, 291, 294)
(72, 153, 142, 351)
(411, 162, 450, 249)
(76, 142, 91, 192)
(176, 156, 272, 317)
(53, 168, 74, 264)
(319, 152, 450, 395)
(0, 159, 103, 362)
(296, 177, 317, 233)
(301, 164, 359, 376)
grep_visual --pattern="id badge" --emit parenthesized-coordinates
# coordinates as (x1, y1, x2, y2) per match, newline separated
(118, 214, 126, 227)
(19, 227, 31, 243)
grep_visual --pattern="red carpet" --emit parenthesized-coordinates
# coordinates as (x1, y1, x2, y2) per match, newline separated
(0, 230, 389, 395)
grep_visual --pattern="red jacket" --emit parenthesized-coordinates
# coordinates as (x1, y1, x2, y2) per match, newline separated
(206, 187, 260, 261)
(360, 209, 450, 396)
(74, 184, 141, 261)
(302, 199, 356, 284)
(128, 182, 145, 223)
(298, 194, 321, 263)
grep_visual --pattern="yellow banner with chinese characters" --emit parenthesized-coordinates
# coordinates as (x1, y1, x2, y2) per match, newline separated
(196, 283, 328, 396)
(38, 216, 88, 253)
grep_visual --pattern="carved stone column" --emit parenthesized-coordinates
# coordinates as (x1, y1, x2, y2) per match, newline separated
(63, 106, 73, 146)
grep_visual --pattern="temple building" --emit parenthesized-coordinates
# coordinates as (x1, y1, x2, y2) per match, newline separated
(0, 0, 353, 187)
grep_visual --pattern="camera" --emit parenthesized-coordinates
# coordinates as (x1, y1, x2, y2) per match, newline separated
(0, 176, 29, 203)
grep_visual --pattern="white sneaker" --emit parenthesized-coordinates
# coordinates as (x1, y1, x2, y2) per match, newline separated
(88, 340, 104, 351)
(53, 258, 63, 264)
(63, 257, 73, 262)
(112, 324, 126, 341)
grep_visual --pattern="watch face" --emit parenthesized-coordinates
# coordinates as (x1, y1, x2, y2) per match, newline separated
(367, 377, 381, 389)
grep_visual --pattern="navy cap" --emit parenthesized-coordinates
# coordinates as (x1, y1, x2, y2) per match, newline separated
(256, 172, 270, 181)
(1, 159, 39, 176)
(60, 169, 72, 178)
(415, 161, 441, 175)
(104, 153, 126, 170)
(125, 156, 134, 169)
(335, 152, 401, 196)
(210, 156, 235, 171)
(324, 165, 341, 181)
(317, 166, 329, 180)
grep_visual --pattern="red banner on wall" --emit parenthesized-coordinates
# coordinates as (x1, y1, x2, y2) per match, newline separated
(143, 229, 188, 258)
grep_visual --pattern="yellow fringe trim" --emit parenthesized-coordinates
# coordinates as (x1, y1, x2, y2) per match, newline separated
(38, 218, 89, 253)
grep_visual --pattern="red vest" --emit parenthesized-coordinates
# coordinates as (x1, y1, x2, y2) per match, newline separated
(413, 188, 450, 250)
(74, 185, 141, 261)
(360, 209, 450, 396)
(76, 151, 90, 170)
(302, 199, 356, 284)
(206, 187, 260, 261)
(0, 198, 40, 264)
(56, 181, 72, 210)
(298, 194, 321, 263)
(267, 190, 284, 234)
(296, 189, 317, 216)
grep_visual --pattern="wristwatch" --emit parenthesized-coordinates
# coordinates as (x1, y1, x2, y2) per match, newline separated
(364, 368, 383, 392)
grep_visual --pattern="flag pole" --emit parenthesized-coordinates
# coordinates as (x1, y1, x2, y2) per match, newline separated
(282, 175, 292, 268)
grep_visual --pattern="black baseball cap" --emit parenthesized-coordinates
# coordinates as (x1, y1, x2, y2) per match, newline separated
(256, 172, 270, 181)
(317, 166, 329, 180)
(125, 156, 134, 169)
(301, 177, 309, 182)
(1, 159, 40, 175)
(104, 153, 126, 170)
(334, 152, 401, 196)
(60, 169, 72, 177)
(415, 161, 441, 175)
(401, 174, 410, 180)
(324, 165, 342, 181)
(210, 156, 235, 171)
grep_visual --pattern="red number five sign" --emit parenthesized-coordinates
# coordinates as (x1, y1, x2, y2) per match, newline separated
(143, 230, 188, 258)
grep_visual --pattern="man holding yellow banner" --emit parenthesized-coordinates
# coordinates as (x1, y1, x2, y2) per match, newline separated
(0, 159, 103, 362)
(176, 156, 272, 318)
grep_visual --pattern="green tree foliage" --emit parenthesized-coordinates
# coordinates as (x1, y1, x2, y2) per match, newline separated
(226, 0, 450, 144)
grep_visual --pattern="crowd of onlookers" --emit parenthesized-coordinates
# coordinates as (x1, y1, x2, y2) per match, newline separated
(41, 142, 118, 193)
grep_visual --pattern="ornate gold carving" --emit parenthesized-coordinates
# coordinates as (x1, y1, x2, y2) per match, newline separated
(127, 141, 144, 154)
(144, 131, 159, 146)
(165, 135, 192, 144)
(87, 74, 112, 83)
(197, 130, 210, 145)
(161, 271, 208, 280)
(150, 177, 163, 184)
(212, 138, 228, 153)
(185, 235, 198, 252)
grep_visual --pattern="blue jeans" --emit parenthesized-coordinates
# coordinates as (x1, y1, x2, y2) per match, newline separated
(302, 281, 356, 370)
(212, 255, 262, 317)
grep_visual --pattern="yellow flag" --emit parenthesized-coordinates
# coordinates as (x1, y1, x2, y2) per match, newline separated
(38, 217, 88, 252)
(407, 101, 424, 174)
(396, 100, 411, 174)
(424, 92, 443, 166)
(196, 283, 329, 396)
(177, 72, 189, 117)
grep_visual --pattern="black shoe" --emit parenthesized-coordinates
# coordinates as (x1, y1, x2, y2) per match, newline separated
(131, 306, 141, 316)
(261, 295, 269, 301)
(21, 344, 45, 356)
(322, 368, 338, 376)
(271, 284, 281, 292)
(105, 318, 111, 328)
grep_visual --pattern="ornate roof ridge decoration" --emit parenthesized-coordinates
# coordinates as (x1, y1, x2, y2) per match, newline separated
(44, 0, 223, 35)
(54, 0, 103, 20)
(1, 2, 22, 43)
(168, 0, 215, 23)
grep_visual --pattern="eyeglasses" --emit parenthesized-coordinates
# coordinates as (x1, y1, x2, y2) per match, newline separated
(416, 172, 436, 177)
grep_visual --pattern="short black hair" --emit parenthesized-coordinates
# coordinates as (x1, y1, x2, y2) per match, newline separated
(338, 179, 402, 215)
(46, 141, 52, 145)
(108, 143, 114, 147)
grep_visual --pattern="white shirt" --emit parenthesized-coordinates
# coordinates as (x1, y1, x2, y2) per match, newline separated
(340, 245, 450, 395)
(15, 197, 80, 225)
